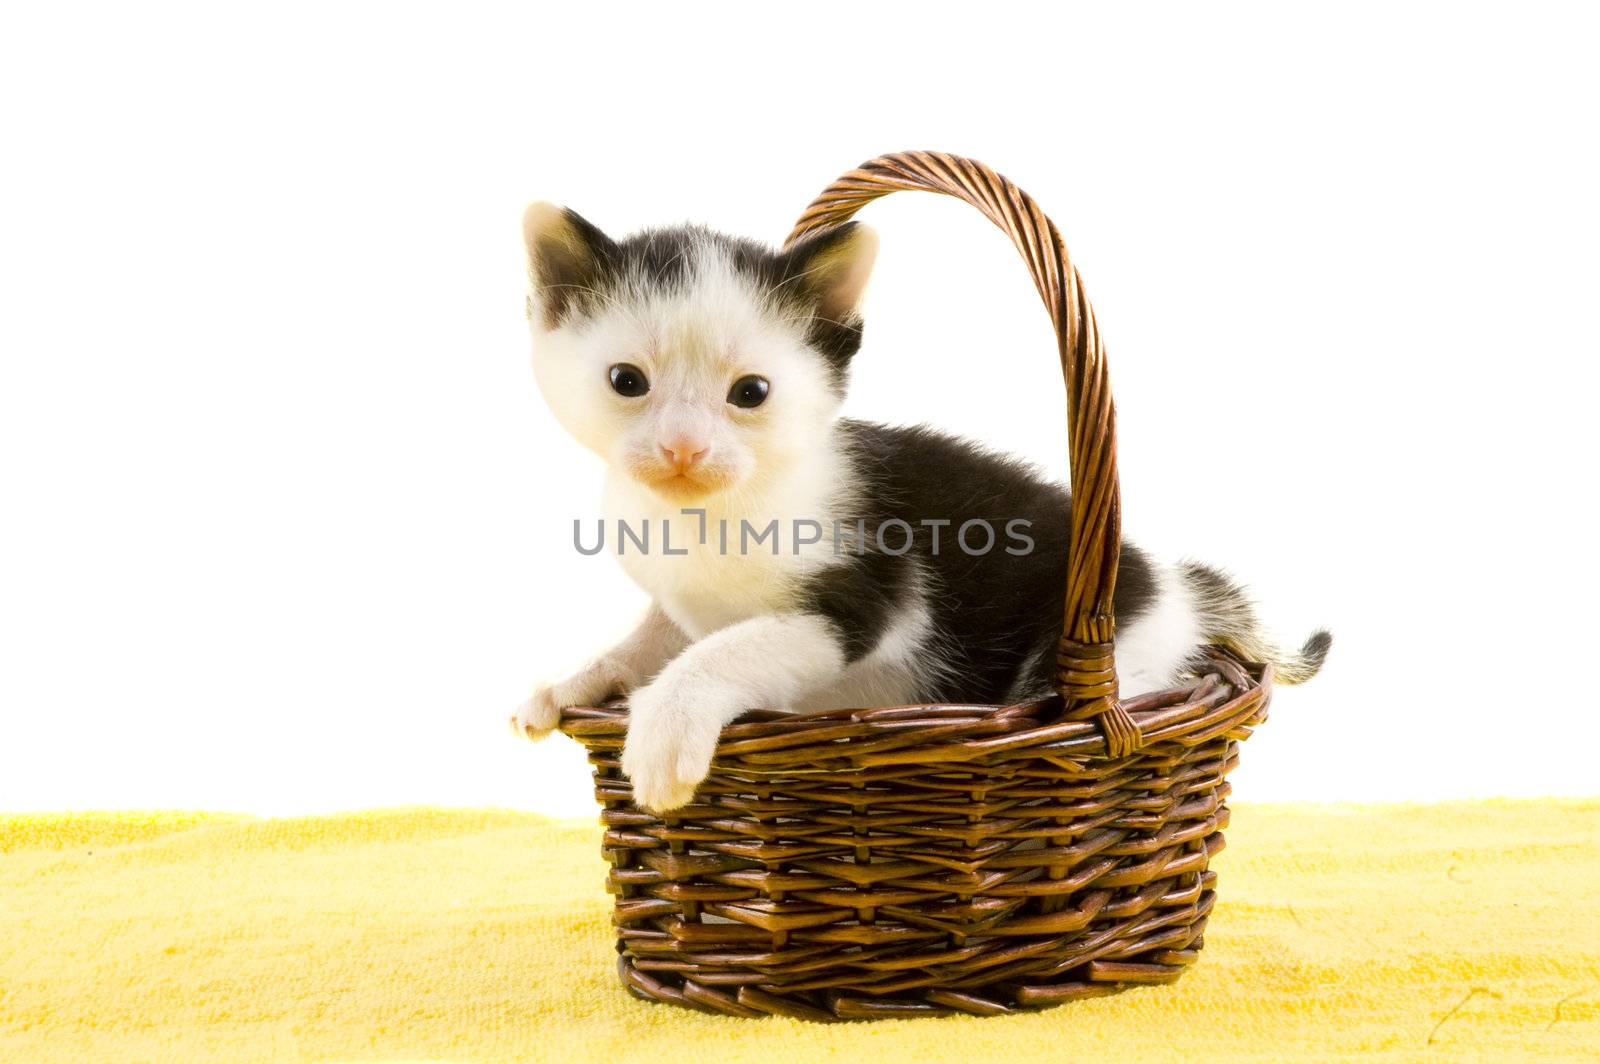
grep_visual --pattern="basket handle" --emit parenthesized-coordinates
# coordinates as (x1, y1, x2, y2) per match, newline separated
(785, 152, 1140, 751)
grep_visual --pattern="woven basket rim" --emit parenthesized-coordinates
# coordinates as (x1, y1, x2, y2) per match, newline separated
(559, 648, 1270, 773)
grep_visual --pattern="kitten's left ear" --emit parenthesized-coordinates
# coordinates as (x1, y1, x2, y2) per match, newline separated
(783, 222, 879, 323)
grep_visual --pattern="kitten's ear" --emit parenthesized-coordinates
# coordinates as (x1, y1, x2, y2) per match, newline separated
(784, 222, 879, 323)
(521, 202, 618, 328)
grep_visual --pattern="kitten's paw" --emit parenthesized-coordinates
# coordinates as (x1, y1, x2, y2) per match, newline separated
(509, 685, 561, 741)
(620, 680, 729, 813)
(510, 658, 632, 742)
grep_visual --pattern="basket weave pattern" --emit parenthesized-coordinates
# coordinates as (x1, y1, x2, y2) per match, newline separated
(558, 152, 1272, 1020)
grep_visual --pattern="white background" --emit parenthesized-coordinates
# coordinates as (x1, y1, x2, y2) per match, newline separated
(3, 4, 1596, 816)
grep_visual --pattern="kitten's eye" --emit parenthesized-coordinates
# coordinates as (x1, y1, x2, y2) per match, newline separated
(608, 364, 649, 398)
(727, 375, 769, 409)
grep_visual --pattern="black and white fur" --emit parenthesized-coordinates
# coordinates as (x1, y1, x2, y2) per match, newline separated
(512, 205, 1330, 811)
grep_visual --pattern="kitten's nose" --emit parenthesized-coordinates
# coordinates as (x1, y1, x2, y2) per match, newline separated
(660, 438, 708, 473)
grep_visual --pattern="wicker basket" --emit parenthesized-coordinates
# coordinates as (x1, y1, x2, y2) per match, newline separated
(557, 151, 1273, 1021)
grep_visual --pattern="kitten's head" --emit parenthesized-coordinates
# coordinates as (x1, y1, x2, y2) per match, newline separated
(521, 204, 877, 501)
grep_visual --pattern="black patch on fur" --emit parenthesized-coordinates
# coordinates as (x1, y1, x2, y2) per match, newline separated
(797, 420, 1156, 704)
(799, 542, 908, 662)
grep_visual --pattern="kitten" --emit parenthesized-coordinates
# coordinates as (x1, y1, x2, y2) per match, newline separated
(511, 204, 1330, 812)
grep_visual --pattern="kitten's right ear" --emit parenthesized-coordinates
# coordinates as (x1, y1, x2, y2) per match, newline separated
(521, 203, 617, 328)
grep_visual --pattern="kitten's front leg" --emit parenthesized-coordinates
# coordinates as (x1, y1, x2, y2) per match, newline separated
(512, 604, 688, 741)
(622, 613, 846, 812)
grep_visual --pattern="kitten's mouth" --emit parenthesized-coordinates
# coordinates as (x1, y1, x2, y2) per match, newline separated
(633, 466, 727, 500)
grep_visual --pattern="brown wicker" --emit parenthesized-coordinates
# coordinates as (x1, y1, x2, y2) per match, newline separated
(556, 151, 1273, 1021)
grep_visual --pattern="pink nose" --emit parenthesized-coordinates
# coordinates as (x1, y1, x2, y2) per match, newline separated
(660, 440, 708, 473)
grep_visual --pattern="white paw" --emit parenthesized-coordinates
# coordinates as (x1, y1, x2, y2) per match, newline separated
(509, 685, 561, 741)
(620, 679, 731, 813)
(509, 658, 630, 742)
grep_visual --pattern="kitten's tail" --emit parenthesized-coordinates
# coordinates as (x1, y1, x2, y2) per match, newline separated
(1179, 560, 1332, 685)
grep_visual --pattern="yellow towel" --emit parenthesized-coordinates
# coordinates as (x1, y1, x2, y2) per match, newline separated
(2, 801, 1596, 1063)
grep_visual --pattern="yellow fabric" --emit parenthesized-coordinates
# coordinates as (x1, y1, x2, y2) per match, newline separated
(2, 802, 1597, 1063)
